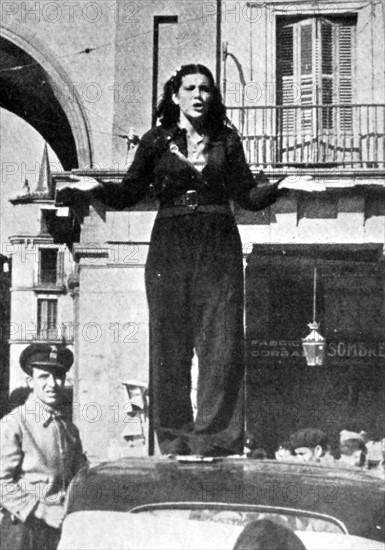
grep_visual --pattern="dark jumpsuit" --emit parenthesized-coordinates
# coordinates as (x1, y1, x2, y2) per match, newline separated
(94, 123, 285, 455)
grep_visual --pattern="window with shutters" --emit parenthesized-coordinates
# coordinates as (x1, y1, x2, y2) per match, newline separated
(37, 248, 64, 287)
(40, 210, 56, 235)
(37, 299, 58, 340)
(39, 249, 58, 285)
(276, 15, 356, 163)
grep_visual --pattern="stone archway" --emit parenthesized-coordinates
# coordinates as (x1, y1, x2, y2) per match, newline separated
(0, 28, 92, 170)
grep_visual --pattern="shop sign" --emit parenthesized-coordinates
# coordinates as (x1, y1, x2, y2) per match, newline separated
(328, 341, 385, 358)
(249, 339, 304, 359)
(248, 339, 385, 362)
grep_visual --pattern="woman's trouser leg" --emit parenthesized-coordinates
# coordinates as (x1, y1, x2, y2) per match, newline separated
(190, 217, 245, 455)
(145, 219, 195, 454)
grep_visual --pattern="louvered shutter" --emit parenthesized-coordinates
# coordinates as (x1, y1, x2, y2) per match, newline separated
(276, 16, 355, 163)
(300, 23, 314, 101)
(319, 18, 354, 133)
(57, 250, 64, 286)
(38, 300, 47, 335)
(47, 300, 57, 330)
(277, 24, 294, 133)
(336, 24, 354, 132)
(298, 19, 319, 164)
(299, 22, 315, 132)
(320, 20, 333, 129)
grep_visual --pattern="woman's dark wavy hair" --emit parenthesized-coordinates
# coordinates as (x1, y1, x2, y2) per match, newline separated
(156, 64, 228, 135)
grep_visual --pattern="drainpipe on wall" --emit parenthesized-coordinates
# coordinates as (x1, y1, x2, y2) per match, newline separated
(216, 0, 222, 86)
(222, 46, 247, 132)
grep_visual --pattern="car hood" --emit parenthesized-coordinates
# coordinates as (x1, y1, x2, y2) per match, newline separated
(58, 511, 241, 550)
(58, 511, 385, 550)
(66, 457, 385, 542)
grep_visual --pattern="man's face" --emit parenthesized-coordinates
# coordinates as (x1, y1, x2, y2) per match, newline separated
(275, 448, 294, 461)
(343, 449, 365, 468)
(27, 366, 66, 407)
(352, 449, 365, 467)
(294, 445, 322, 463)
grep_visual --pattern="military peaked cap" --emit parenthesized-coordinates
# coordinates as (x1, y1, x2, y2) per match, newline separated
(19, 343, 73, 375)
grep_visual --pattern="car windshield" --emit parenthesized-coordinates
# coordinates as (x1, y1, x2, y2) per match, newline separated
(130, 503, 347, 534)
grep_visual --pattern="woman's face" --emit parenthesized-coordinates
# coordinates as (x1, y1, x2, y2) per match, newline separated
(172, 73, 212, 122)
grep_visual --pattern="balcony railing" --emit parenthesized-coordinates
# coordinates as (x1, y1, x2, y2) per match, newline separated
(227, 104, 385, 169)
(35, 272, 65, 289)
(37, 325, 74, 343)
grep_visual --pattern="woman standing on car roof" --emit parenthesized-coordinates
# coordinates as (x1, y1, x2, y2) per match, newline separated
(57, 64, 291, 457)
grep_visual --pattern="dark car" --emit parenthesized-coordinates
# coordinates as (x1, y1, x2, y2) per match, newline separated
(59, 457, 385, 550)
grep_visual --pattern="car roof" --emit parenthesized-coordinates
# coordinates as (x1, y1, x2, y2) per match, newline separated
(66, 457, 384, 542)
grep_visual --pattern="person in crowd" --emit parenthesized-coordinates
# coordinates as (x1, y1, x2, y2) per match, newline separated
(233, 519, 306, 550)
(275, 441, 295, 462)
(0, 344, 87, 550)
(57, 63, 315, 457)
(289, 428, 335, 465)
(337, 430, 367, 469)
(243, 433, 257, 456)
(366, 438, 385, 478)
(243, 434, 267, 459)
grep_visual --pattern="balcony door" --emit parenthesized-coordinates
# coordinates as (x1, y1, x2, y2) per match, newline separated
(37, 247, 64, 287)
(276, 16, 356, 164)
(37, 299, 58, 340)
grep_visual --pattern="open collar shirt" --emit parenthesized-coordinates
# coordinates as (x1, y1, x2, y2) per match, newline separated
(0, 394, 86, 522)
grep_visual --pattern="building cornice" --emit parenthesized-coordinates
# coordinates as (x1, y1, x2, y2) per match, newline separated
(247, 0, 368, 7)
(10, 286, 66, 293)
(72, 244, 109, 262)
(9, 236, 55, 244)
(9, 197, 54, 205)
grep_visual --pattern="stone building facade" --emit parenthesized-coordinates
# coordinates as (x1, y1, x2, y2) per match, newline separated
(2, 0, 384, 459)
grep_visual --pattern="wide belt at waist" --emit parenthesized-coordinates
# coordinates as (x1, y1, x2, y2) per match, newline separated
(160, 190, 227, 209)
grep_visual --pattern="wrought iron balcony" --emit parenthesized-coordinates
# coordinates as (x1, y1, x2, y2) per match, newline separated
(227, 104, 385, 169)
(34, 268, 65, 289)
(36, 325, 74, 343)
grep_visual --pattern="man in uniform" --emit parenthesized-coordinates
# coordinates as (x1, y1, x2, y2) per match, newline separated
(0, 344, 87, 550)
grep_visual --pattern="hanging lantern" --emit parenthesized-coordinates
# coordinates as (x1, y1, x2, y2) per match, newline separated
(302, 321, 326, 366)
(302, 267, 326, 366)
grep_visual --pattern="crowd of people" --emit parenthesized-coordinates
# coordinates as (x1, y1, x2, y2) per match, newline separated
(1, 343, 384, 550)
(245, 426, 385, 478)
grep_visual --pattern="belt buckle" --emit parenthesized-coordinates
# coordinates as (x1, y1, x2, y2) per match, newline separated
(186, 190, 198, 210)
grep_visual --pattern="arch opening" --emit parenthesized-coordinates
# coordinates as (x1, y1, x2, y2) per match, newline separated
(0, 35, 91, 170)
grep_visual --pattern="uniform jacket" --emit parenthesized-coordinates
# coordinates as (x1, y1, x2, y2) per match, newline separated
(94, 124, 286, 211)
(0, 394, 86, 523)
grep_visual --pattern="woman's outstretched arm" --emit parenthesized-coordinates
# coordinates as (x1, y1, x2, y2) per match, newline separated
(57, 129, 158, 210)
(226, 132, 325, 211)
(225, 132, 287, 211)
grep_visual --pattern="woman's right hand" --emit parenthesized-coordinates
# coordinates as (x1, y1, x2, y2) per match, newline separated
(278, 175, 326, 192)
(56, 176, 102, 205)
